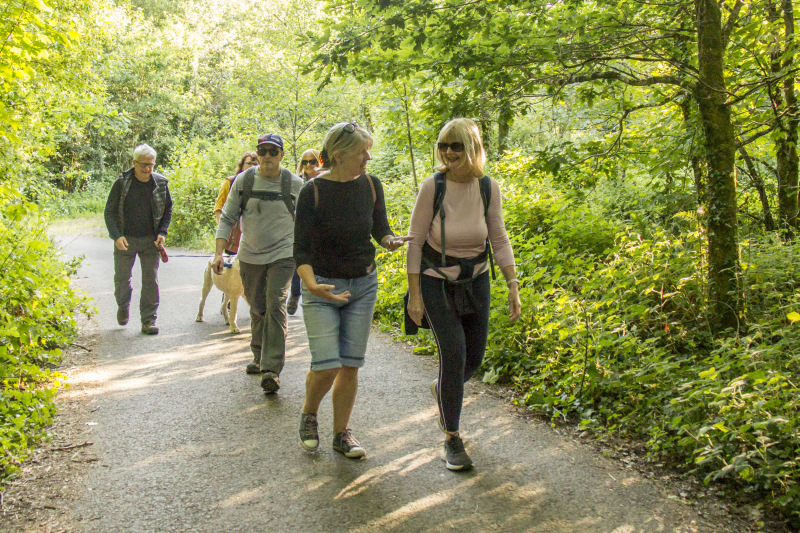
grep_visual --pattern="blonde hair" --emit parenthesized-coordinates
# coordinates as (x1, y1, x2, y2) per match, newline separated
(296, 149, 321, 174)
(319, 122, 373, 169)
(434, 118, 486, 177)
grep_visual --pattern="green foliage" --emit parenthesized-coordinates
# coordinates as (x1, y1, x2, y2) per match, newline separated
(375, 152, 800, 519)
(0, 185, 91, 484)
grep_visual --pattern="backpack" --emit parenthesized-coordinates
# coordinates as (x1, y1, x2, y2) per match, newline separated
(403, 173, 496, 335)
(430, 172, 496, 278)
(224, 167, 296, 255)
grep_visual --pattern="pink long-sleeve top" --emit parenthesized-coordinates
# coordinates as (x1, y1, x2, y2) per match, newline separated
(407, 174, 515, 279)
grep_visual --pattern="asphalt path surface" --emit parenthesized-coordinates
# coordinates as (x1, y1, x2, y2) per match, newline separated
(48, 233, 747, 532)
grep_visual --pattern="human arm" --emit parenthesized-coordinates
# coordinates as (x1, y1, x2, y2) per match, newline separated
(296, 264, 350, 302)
(370, 176, 409, 249)
(104, 179, 124, 245)
(214, 179, 231, 222)
(487, 178, 520, 322)
(156, 183, 173, 240)
(211, 238, 228, 274)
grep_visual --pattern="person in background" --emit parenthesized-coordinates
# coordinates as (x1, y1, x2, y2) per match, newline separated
(287, 148, 322, 315)
(212, 134, 303, 392)
(104, 143, 173, 335)
(406, 118, 521, 471)
(294, 122, 410, 458)
(214, 151, 258, 223)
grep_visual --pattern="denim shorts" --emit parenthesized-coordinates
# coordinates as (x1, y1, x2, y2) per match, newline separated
(301, 270, 379, 371)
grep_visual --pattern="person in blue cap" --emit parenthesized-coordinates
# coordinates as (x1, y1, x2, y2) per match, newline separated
(212, 133, 304, 394)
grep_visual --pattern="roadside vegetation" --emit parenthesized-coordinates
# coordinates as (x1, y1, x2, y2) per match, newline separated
(2, 0, 800, 526)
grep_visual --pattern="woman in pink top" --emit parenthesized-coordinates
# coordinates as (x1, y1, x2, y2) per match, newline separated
(406, 118, 521, 471)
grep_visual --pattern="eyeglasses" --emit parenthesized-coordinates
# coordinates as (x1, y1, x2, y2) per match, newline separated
(437, 142, 465, 153)
(243, 159, 257, 167)
(135, 161, 155, 168)
(257, 147, 281, 157)
(301, 159, 318, 166)
(332, 122, 358, 145)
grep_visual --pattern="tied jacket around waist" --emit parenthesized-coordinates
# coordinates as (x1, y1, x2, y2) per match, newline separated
(104, 168, 173, 241)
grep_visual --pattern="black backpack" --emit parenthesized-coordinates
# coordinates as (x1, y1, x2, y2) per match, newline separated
(224, 167, 296, 255)
(403, 173, 496, 335)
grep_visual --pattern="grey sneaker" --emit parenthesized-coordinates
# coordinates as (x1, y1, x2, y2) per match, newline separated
(431, 378, 444, 433)
(299, 413, 319, 451)
(245, 362, 261, 374)
(260, 372, 280, 394)
(286, 295, 299, 315)
(332, 429, 366, 458)
(141, 322, 159, 335)
(441, 435, 473, 471)
(117, 307, 129, 326)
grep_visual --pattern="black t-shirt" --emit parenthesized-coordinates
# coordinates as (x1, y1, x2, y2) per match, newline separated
(123, 177, 155, 237)
(293, 174, 393, 279)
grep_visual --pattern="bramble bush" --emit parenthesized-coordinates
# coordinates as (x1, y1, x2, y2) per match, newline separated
(0, 185, 92, 485)
(374, 153, 800, 520)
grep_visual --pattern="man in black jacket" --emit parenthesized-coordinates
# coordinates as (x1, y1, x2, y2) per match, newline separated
(104, 144, 173, 335)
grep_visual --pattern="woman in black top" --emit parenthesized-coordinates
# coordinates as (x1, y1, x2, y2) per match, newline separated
(294, 122, 411, 458)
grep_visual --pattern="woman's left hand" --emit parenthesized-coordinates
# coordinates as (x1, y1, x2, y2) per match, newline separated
(382, 235, 413, 251)
(508, 284, 521, 322)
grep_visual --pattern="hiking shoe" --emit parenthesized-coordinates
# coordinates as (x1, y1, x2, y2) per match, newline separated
(141, 323, 159, 335)
(299, 413, 319, 451)
(333, 429, 366, 458)
(245, 362, 261, 374)
(260, 372, 280, 394)
(286, 295, 299, 315)
(117, 307, 129, 326)
(441, 435, 473, 471)
(431, 378, 444, 433)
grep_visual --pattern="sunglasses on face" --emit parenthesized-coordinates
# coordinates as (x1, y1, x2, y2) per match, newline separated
(437, 142, 465, 153)
(333, 122, 358, 145)
(257, 147, 280, 157)
(301, 159, 318, 166)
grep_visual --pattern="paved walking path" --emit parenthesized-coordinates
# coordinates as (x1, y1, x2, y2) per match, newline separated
(26, 234, 755, 532)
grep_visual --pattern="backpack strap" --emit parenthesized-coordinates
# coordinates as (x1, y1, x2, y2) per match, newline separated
(281, 171, 295, 219)
(432, 172, 447, 267)
(240, 167, 296, 218)
(479, 175, 496, 280)
(238, 166, 257, 217)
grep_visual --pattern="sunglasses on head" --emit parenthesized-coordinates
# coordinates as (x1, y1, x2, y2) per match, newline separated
(437, 142, 465, 153)
(333, 122, 358, 145)
(301, 159, 317, 166)
(257, 147, 280, 157)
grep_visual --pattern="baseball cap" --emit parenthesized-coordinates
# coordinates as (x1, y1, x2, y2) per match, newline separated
(257, 133, 284, 151)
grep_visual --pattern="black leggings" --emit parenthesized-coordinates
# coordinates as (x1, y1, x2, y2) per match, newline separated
(421, 271, 491, 433)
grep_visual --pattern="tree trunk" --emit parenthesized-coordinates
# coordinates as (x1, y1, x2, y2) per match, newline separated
(770, 0, 799, 237)
(679, 96, 707, 213)
(694, 0, 741, 333)
(738, 145, 776, 231)
(497, 102, 512, 155)
(402, 83, 419, 194)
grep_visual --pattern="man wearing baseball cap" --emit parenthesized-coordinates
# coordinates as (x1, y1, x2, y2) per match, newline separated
(212, 133, 303, 394)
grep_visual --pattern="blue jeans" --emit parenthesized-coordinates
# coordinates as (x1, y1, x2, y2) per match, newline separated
(301, 270, 378, 371)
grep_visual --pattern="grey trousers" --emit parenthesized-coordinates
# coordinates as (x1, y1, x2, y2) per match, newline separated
(239, 257, 295, 374)
(113, 235, 160, 325)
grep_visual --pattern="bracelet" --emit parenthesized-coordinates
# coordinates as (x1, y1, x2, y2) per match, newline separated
(506, 278, 519, 287)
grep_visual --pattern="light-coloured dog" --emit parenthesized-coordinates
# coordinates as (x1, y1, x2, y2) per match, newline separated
(196, 256, 246, 334)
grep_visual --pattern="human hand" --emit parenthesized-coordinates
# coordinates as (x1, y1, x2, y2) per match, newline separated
(508, 284, 521, 322)
(407, 291, 425, 326)
(155, 234, 166, 246)
(382, 235, 413, 251)
(308, 283, 350, 302)
(115, 237, 128, 251)
(211, 254, 225, 275)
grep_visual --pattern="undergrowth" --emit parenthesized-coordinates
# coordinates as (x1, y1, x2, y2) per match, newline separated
(0, 185, 92, 485)
(374, 153, 800, 521)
